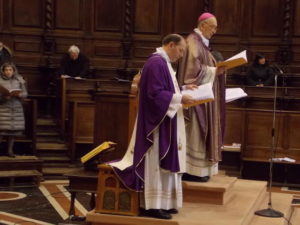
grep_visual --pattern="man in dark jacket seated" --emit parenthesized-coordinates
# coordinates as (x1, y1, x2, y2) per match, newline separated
(58, 45, 90, 79)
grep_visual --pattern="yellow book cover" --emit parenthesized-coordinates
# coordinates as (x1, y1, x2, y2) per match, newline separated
(183, 98, 214, 107)
(81, 141, 116, 164)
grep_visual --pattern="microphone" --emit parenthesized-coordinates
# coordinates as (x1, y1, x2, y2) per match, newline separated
(271, 63, 283, 74)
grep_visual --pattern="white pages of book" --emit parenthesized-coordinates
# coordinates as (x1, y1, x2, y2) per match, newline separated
(272, 157, 296, 163)
(226, 88, 247, 103)
(182, 82, 214, 102)
(217, 50, 248, 70)
(226, 50, 247, 62)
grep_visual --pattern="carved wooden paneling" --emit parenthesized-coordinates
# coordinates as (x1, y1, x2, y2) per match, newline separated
(1, 0, 300, 97)
(247, 44, 279, 62)
(134, 0, 160, 34)
(212, 0, 241, 36)
(225, 104, 300, 161)
(75, 103, 95, 141)
(224, 108, 244, 145)
(212, 44, 240, 61)
(12, 0, 42, 27)
(286, 114, 300, 150)
(54, 0, 82, 30)
(132, 42, 157, 59)
(94, 0, 122, 32)
(14, 41, 41, 53)
(94, 92, 130, 162)
(17, 66, 47, 95)
(294, 0, 300, 37)
(0, 0, 3, 29)
(173, 0, 203, 34)
(251, 0, 281, 37)
(95, 42, 122, 57)
(245, 112, 274, 147)
(293, 46, 300, 63)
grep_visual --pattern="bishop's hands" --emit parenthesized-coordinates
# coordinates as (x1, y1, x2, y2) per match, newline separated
(185, 84, 198, 90)
(216, 66, 227, 75)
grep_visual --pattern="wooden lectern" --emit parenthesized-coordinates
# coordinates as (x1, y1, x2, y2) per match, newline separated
(91, 75, 141, 218)
(92, 76, 140, 163)
(95, 164, 139, 216)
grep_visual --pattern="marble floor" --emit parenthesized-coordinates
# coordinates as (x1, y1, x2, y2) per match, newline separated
(0, 180, 91, 225)
(1, 179, 300, 225)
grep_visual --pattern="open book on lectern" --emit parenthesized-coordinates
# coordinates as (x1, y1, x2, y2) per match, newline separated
(217, 50, 247, 70)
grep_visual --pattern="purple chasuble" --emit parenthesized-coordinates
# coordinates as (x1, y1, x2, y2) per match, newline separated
(113, 54, 180, 191)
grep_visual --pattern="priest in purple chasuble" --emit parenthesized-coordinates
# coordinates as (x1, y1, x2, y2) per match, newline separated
(178, 13, 226, 182)
(110, 34, 196, 219)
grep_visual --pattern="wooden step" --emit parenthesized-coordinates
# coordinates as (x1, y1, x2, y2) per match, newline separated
(36, 136, 65, 143)
(0, 170, 42, 187)
(37, 131, 59, 137)
(0, 156, 43, 172)
(0, 155, 41, 162)
(39, 156, 70, 163)
(42, 167, 81, 179)
(183, 175, 237, 205)
(37, 118, 57, 126)
(36, 142, 68, 150)
(86, 179, 268, 225)
(290, 208, 300, 225)
(0, 170, 42, 178)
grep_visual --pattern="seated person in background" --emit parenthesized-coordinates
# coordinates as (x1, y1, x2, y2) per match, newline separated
(58, 45, 90, 79)
(0, 62, 28, 157)
(211, 50, 224, 63)
(245, 53, 274, 87)
(0, 42, 12, 67)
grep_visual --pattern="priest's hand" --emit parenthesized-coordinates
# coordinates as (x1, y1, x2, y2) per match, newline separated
(216, 66, 227, 75)
(185, 84, 198, 90)
(182, 95, 194, 105)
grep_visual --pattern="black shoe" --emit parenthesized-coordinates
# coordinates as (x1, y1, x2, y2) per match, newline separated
(198, 176, 210, 182)
(182, 173, 210, 182)
(143, 209, 172, 219)
(163, 208, 178, 214)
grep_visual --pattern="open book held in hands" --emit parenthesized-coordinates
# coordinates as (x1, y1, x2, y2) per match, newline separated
(226, 88, 247, 103)
(0, 85, 21, 96)
(181, 82, 214, 107)
(217, 50, 247, 70)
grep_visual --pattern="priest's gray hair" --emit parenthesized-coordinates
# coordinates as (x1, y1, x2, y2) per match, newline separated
(162, 34, 184, 46)
(68, 45, 80, 54)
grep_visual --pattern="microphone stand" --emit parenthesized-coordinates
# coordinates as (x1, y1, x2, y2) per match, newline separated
(254, 68, 284, 218)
